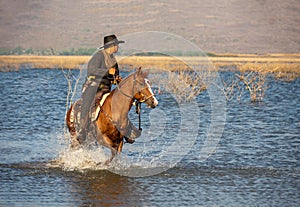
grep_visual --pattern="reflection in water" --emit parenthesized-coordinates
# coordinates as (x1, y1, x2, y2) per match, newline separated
(68, 171, 143, 206)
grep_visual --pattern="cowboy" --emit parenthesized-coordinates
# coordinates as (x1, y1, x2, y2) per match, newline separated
(78, 34, 134, 144)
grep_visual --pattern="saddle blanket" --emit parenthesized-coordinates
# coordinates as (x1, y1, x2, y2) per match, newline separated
(92, 92, 110, 121)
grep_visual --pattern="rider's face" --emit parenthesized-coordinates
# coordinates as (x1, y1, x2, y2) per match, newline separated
(113, 44, 119, 53)
(106, 44, 119, 54)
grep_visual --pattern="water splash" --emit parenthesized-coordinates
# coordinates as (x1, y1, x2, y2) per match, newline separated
(48, 143, 176, 177)
(53, 147, 110, 172)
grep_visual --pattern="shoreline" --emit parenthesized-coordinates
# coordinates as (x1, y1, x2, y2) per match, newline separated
(0, 54, 299, 75)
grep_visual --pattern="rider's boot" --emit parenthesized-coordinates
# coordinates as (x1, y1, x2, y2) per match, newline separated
(124, 137, 135, 144)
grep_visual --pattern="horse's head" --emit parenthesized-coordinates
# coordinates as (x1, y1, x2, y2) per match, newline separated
(133, 67, 158, 108)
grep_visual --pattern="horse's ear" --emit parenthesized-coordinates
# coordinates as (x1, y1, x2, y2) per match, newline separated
(137, 66, 149, 78)
(136, 66, 144, 76)
(137, 66, 142, 74)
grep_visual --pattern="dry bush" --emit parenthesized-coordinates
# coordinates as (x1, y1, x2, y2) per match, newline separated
(274, 71, 299, 82)
(61, 65, 85, 137)
(236, 63, 271, 102)
(219, 63, 279, 102)
(150, 68, 213, 103)
(269, 63, 300, 82)
(235, 71, 268, 102)
(237, 62, 300, 81)
(218, 73, 243, 102)
(119, 55, 216, 102)
(62, 65, 84, 108)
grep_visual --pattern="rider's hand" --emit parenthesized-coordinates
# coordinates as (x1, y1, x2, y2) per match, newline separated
(108, 67, 116, 75)
(116, 75, 122, 83)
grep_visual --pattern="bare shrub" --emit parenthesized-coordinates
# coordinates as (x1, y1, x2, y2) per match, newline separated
(150, 69, 209, 103)
(62, 65, 84, 108)
(62, 66, 84, 137)
(218, 73, 243, 102)
(275, 72, 299, 82)
(236, 63, 271, 102)
(218, 63, 276, 102)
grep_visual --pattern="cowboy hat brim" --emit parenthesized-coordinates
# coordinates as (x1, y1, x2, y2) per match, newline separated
(99, 39, 125, 49)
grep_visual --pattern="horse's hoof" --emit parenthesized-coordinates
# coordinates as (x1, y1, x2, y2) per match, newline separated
(104, 160, 111, 166)
(125, 137, 135, 144)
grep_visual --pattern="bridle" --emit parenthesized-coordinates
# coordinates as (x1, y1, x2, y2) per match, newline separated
(116, 72, 155, 104)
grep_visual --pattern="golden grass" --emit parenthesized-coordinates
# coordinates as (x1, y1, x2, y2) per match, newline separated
(1, 54, 299, 80)
(0, 55, 89, 70)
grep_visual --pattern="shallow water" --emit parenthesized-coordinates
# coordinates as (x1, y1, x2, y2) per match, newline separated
(0, 69, 299, 206)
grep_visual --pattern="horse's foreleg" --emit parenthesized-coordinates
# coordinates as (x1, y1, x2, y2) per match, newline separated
(117, 139, 124, 153)
(103, 139, 124, 165)
(100, 135, 117, 165)
(105, 139, 123, 165)
(103, 148, 117, 165)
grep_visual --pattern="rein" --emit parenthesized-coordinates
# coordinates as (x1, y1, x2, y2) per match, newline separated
(100, 72, 149, 132)
(116, 72, 154, 103)
(135, 101, 142, 131)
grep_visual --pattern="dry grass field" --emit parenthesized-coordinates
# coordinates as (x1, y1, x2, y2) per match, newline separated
(0, 54, 298, 81)
(1, 54, 299, 78)
(0, 55, 89, 71)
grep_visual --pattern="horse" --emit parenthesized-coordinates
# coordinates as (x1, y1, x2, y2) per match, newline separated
(65, 68, 158, 164)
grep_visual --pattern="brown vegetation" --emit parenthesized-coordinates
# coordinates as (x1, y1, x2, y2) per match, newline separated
(0, 55, 89, 71)
(219, 61, 300, 102)
(1, 54, 299, 73)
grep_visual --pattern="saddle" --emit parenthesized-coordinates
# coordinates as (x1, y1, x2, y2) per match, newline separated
(92, 92, 110, 121)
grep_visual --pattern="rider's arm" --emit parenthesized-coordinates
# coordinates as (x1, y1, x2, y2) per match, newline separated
(87, 51, 107, 78)
(107, 63, 122, 84)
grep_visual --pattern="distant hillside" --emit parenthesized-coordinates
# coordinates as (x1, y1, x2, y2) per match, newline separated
(0, 0, 299, 53)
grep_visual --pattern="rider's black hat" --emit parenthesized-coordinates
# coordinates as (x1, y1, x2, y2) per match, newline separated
(100, 34, 125, 49)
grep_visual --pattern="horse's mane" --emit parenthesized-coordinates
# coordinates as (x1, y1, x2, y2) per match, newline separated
(109, 70, 136, 97)
(117, 71, 135, 88)
(117, 68, 148, 89)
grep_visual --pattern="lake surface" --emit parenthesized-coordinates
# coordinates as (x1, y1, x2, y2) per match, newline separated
(0, 68, 299, 206)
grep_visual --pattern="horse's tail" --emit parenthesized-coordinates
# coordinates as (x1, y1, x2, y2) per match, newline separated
(66, 104, 76, 135)
(66, 101, 81, 148)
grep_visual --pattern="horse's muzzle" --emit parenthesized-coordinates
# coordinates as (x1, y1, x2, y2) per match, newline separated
(145, 96, 158, 108)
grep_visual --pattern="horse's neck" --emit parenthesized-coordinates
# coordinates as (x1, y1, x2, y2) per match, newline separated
(111, 78, 134, 122)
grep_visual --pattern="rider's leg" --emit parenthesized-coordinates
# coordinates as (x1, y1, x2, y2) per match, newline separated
(78, 84, 98, 144)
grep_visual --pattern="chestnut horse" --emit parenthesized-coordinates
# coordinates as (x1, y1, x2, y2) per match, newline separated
(66, 68, 158, 163)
